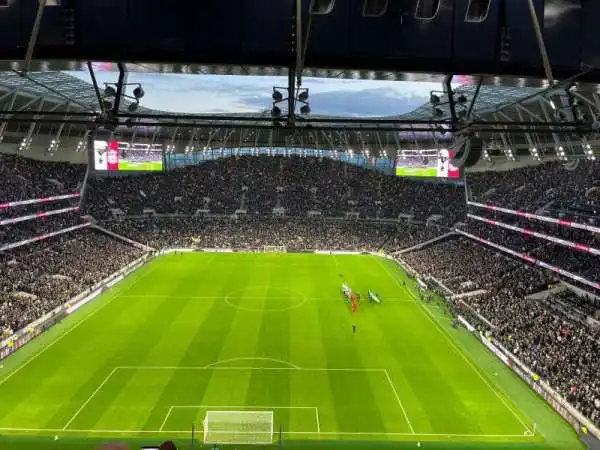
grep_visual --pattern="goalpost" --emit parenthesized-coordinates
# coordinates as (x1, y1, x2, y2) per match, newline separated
(263, 245, 287, 253)
(202, 410, 274, 444)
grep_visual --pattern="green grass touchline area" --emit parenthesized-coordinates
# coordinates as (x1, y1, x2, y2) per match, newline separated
(0, 253, 585, 450)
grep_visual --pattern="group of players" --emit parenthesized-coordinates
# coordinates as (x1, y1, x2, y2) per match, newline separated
(340, 283, 381, 335)
(340, 283, 381, 311)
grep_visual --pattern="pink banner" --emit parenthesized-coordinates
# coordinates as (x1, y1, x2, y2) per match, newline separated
(0, 206, 80, 226)
(0, 193, 80, 210)
(467, 214, 600, 256)
(468, 201, 600, 234)
(0, 222, 91, 252)
(456, 229, 600, 290)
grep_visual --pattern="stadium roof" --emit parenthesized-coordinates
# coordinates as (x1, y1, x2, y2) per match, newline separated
(0, 70, 549, 119)
(0, 70, 599, 163)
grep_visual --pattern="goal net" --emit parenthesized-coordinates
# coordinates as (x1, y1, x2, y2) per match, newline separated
(203, 410, 274, 444)
(263, 245, 287, 253)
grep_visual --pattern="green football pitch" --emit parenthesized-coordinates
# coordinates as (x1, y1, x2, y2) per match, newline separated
(0, 252, 584, 450)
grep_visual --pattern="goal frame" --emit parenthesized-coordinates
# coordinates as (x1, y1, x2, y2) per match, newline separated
(203, 410, 274, 445)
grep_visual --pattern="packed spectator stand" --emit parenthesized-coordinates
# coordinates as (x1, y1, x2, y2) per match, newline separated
(86, 155, 466, 225)
(0, 155, 142, 341)
(2, 151, 600, 430)
(105, 216, 447, 253)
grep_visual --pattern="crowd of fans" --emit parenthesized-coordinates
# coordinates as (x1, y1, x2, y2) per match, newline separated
(0, 153, 85, 202)
(105, 216, 447, 252)
(0, 229, 143, 338)
(0, 214, 85, 246)
(467, 160, 600, 224)
(462, 219, 600, 283)
(86, 156, 466, 225)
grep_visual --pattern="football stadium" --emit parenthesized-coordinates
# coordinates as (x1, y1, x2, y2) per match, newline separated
(2, 2, 600, 450)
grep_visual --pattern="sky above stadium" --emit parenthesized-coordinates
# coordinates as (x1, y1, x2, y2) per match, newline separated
(66, 71, 462, 117)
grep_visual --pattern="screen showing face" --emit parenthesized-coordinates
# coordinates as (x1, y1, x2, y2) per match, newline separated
(94, 140, 163, 171)
(395, 149, 460, 179)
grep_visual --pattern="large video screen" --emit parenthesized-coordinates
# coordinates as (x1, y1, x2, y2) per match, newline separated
(395, 149, 460, 179)
(94, 140, 163, 171)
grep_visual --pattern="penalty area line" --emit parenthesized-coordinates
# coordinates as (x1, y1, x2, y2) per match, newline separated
(383, 369, 415, 434)
(62, 367, 119, 430)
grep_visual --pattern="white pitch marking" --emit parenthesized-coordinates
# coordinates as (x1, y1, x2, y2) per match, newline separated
(117, 295, 414, 303)
(202, 357, 302, 369)
(62, 367, 119, 430)
(314, 407, 321, 434)
(172, 405, 316, 409)
(116, 365, 385, 372)
(374, 256, 534, 435)
(383, 369, 415, 434)
(0, 426, 538, 439)
(159, 406, 173, 432)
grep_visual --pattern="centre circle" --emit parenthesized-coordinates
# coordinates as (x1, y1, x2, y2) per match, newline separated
(224, 286, 307, 312)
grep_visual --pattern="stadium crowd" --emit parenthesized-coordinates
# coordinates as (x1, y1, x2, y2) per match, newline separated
(462, 219, 600, 282)
(0, 214, 85, 245)
(105, 216, 448, 252)
(0, 153, 85, 202)
(0, 230, 143, 340)
(467, 160, 600, 224)
(404, 236, 600, 427)
(86, 156, 465, 225)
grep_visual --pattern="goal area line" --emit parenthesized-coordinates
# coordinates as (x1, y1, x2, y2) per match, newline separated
(0, 427, 538, 439)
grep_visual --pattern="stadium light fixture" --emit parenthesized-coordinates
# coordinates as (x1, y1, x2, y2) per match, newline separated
(103, 85, 116, 98)
(19, 137, 32, 152)
(530, 147, 540, 161)
(482, 147, 492, 162)
(298, 90, 309, 102)
(47, 138, 60, 154)
(133, 86, 145, 99)
(272, 90, 283, 102)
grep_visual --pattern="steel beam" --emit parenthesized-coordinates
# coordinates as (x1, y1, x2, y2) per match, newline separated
(23, 0, 48, 75)
(112, 62, 129, 116)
